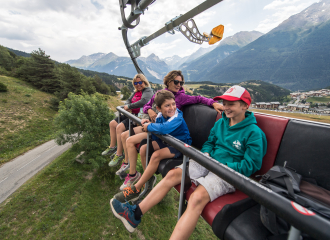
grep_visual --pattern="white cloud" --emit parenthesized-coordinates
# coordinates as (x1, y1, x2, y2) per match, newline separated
(264, 0, 300, 10)
(255, 0, 317, 33)
(0, 0, 320, 63)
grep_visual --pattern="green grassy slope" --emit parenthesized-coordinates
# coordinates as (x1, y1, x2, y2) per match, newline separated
(0, 76, 58, 165)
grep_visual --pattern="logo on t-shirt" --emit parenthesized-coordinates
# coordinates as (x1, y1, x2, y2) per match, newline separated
(233, 140, 241, 150)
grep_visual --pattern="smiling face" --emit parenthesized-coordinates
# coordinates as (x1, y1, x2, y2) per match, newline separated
(223, 100, 248, 123)
(167, 76, 183, 93)
(156, 98, 177, 118)
(133, 77, 145, 92)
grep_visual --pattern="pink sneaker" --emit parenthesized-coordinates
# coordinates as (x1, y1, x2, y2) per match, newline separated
(119, 172, 141, 190)
(116, 163, 130, 175)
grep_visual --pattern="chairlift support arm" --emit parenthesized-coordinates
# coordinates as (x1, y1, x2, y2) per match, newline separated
(143, 0, 223, 45)
(119, 0, 223, 72)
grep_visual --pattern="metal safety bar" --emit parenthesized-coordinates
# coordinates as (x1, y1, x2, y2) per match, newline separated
(116, 106, 330, 240)
(117, 106, 153, 200)
(178, 155, 189, 220)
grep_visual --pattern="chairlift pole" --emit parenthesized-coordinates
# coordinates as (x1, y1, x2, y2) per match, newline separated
(119, 0, 223, 73)
(119, 0, 155, 74)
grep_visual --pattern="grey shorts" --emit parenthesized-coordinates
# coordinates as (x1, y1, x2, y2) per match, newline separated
(176, 160, 235, 202)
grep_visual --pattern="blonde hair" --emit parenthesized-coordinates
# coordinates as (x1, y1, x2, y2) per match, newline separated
(163, 70, 184, 88)
(132, 74, 150, 92)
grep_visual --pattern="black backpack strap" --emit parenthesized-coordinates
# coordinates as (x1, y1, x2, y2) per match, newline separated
(268, 209, 280, 235)
(279, 168, 295, 199)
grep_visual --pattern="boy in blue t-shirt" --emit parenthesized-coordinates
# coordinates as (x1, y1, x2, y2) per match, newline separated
(112, 89, 192, 203)
(110, 86, 267, 238)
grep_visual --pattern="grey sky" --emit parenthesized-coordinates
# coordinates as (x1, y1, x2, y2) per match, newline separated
(0, 0, 318, 62)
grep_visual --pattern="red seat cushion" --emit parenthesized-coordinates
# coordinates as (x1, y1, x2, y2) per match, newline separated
(253, 113, 289, 176)
(174, 183, 249, 225)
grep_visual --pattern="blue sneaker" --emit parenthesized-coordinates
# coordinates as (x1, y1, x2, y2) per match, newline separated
(110, 198, 141, 233)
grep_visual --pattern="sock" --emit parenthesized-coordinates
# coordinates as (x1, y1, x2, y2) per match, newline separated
(110, 146, 116, 149)
(134, 204, 143, 220)
(129, 172, 136, 177)
(123, 163, 128, 165)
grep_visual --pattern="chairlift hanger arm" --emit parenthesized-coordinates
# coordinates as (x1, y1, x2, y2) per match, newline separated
(143, 0, 223, 45)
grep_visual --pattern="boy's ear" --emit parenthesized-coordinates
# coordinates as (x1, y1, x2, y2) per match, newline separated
(156, 106, 161, 112)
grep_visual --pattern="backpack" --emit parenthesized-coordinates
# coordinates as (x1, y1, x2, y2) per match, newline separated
(259, 165, 330, 239)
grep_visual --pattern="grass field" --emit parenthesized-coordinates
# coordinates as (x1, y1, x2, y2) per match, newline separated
(252, 109, 330, 124)
(305, 96, 330, 103)
(0, 76, 59, 166)
(0, 149, 217, 239)
(0, 75, 124, 166)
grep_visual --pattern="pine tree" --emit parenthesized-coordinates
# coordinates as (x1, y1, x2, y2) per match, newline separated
(16, 48, 60, 93)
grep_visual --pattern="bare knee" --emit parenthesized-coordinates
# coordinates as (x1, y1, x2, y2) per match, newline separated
(116, 123, 125, 134)
(110, 120, 117, 129)
(150, 151, 162, 162)
(126, 136, 137, 147)
(188, 190, 209, 210)
(164, 168, 182, 182)
(121, 131, 129, 142)
(140, 144, 147, 155)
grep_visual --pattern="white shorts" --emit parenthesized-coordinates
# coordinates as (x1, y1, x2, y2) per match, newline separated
(176, 159, 235, 202)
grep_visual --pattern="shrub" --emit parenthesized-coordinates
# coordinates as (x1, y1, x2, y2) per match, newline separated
(49, 97, 60, 110)
(54, 92, 114, 168)
(0, 82, 8, 92)
(0, 66, 8, 76)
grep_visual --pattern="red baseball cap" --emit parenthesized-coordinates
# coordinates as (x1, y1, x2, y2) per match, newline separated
(213, 85, 251, 106)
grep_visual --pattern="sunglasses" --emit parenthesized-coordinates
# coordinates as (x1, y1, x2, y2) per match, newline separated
(172, 80, 184, 86)
(134, 81, 143, 85)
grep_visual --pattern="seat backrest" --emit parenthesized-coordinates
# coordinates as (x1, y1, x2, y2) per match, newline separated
(274, 119, 330, 190)
(182, 104, 218, 149)
(253, 113, 289, 176)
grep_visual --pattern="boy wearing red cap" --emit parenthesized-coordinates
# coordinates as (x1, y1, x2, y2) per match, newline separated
(110, 86, 267, 239)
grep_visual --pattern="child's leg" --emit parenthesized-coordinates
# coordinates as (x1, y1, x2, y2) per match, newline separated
(121, 126, 144, 164)
(115, 122, 126, 155)
(138, 167, 182, 214)
(134, 143, 175, 191)
(139, 144, 147, 170)
(121, 130, 130, 164)
(170, 185, 211, 240)
(110, 168, 183, 233)
(126, 132, 148, 175)
(109, 120, 118, 147)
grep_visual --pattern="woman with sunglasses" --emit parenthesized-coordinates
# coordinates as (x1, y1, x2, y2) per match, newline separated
(144, 70, 224, 121)
(102, 74, 154, 167)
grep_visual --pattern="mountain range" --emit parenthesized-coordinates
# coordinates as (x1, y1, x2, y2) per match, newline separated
(199, 0, 330, 91)
(65, 0, 330, 91)
(65, 31, 258, 83)
(180, 31, 264, 81)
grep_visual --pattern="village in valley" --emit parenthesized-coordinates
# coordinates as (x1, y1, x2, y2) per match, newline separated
(253, 89, 330, 115)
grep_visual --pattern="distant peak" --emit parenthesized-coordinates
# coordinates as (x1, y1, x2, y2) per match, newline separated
(147, 53, 161, 61)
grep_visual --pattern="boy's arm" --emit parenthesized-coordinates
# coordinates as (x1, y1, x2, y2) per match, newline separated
(147, 113, 182, 135)
(226, 131, 267, 177)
